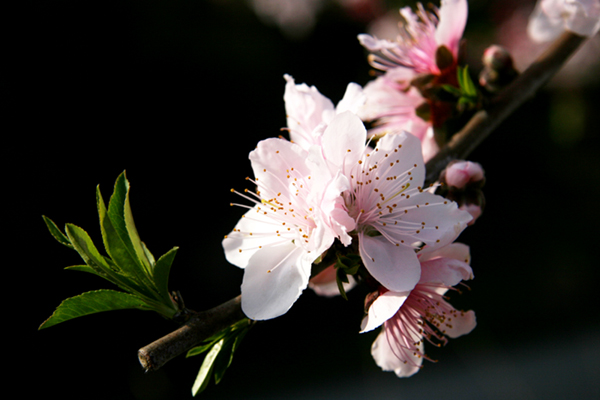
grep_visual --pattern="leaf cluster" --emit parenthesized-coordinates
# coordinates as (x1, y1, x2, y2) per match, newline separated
(39, 172, 181, 329)
(442, 65, 480, 111)
(187, 319, 254, 396)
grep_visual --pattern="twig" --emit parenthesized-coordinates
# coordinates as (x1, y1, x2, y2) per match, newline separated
(138, 296, 245, 372)
(424, 31, 586, 185)
(138, 30, 588, 372)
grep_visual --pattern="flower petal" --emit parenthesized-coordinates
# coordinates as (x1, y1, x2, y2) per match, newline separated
(223, 205, 289, 269)
(321, 111, 367, 171)
(240, 244, 313, 320)
(371, 328, 423, 378)
(442, 309, 476, 338)
(335, 82, 366, 116)
(419, 256, 473, 286)
(309, 264, 357, 297)
(284, 74, 335, 148)
(435, 0, 468, 57)
(360, 234, 421, 292)
(250, 138, 311, 201)
(361, 290, 409, 333)
(379, 191, 471, 249)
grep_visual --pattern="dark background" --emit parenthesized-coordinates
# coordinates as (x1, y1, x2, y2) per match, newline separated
(6, 0, 600, 399)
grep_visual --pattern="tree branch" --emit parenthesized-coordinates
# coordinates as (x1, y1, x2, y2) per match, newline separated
(138, 296, 245, 372)
(424, 31, 586, 185)
(138, 30, 588, 372)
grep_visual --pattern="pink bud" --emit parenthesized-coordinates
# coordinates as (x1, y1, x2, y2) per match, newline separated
(444, 161, 485, 189)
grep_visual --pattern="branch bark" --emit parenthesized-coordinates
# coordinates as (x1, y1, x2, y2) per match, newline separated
(424, 31, 586, 185)
(138, 30, 587, 372)
(138, 296, 245, 372)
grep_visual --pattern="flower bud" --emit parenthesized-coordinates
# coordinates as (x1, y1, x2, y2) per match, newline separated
(479, 45, 518, 93)
(443, 161, 485, 189)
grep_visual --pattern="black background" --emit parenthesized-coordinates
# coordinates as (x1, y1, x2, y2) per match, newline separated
(6, 0, 600, 399)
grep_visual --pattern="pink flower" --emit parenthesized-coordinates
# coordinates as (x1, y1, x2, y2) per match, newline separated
(358, 67, 439, 161)
(528, 0, 600, 42)
(361, 243, 476, 377)
(343, 131, 472, 293)
(358, 0, 468, 75)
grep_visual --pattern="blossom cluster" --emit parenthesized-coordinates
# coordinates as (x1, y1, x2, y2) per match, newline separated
(222, 0, 479, 378)
(222, 0, 600, 379)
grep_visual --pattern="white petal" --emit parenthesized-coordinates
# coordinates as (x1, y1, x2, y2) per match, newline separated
(528, 0, 566, 42)
(335, 82, 366, 116)
(321, 111, 367, 171)
(379, 192, 471, 249)
(357, 33, 398, 51)
(360, 234, 421, 292)
(223, 205, 287, 269)
(309, 265, 357, 297)
(250, 138, 311, 198)
(283, 74, 334, 148)
(360, 290, 409, 333)
(240, 244, 313, 320)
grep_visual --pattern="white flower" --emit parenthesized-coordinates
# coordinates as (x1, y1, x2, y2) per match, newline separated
(343, 131, 472, 292)
(223, 137, 352, 320)
(528, 0, 600, 42)
(284, 74, 365, 151)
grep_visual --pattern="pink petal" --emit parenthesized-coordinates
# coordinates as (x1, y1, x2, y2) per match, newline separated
(360, 234, 421, 292)
(435, 0, 468, 57)
(442, 309, 476, 338)
(419, 257, 473, 287)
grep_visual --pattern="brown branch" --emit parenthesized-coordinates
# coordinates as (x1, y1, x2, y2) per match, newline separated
(138, 30, 588, 373)
(425, 31, 586, 185)
(138, 296, 245, 372)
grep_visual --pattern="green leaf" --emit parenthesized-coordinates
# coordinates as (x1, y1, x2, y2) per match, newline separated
(192, 339, 224, 396)
(107, 172, 153, 276)
(65, 265, 102, 276)
(65, 223, 147, 295)
(213, 336, 236, 384)
(153, 247, 178, 302)
(65, 223, 113, 275)
(142, 241, 156, 268)
(441, 84, 463, 97)
(42, 216, 73, 249)
(336, 268, 349, 301)
(97, 186, 157, 297)
(461, 66, 477, 96)
(39, 289, 150, 329)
